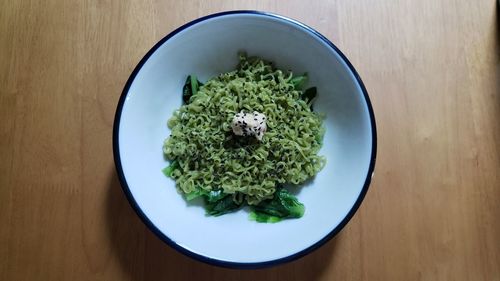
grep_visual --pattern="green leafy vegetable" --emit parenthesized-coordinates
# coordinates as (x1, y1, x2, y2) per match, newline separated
(206, 195, 242, 216)
(291, 73, 308, 90)
(249, 211, 282, 223)
(250, 188, 305, 222)
(302, 87, 317, 102)
(182, 75, 203, 103)
(183, 188, 239, 216)
(162, 160, 179, 177)
(190, 75, 199, 96)
(302, 87, 317, 110)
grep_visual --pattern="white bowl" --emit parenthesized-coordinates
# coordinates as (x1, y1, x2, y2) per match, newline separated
(113, 11, 376, 268)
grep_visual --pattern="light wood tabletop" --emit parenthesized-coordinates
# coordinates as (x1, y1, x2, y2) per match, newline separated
(1, 1, 499, 280)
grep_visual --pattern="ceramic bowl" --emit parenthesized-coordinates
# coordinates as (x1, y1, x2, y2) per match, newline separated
(113, 11, 376, 268)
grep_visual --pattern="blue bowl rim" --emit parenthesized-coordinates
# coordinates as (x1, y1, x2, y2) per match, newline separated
(112, 10, 377, 269)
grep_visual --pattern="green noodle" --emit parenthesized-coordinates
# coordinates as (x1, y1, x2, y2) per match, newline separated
(163, 54, 325, 206)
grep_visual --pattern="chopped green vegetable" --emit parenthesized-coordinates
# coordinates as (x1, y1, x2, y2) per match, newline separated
(178, 182, 304, 221)
(184, 188, 240, 215)
(162, 160, 179, 177)
(206, 195, 242, 216)
(182, 76, 192, 103)
(182, 75, 203, 103)
(190, 75, 199, 96)
(291, 73, 308, 90)
(303, 87, 317, 102)
(302, 87, 317, 110)
(251, 188, 305, 222)
(276, 188, 305, 218)
(249, 211, 282, 223)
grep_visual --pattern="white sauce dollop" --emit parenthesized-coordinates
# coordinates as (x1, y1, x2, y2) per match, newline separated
(231, 111, 267, 141)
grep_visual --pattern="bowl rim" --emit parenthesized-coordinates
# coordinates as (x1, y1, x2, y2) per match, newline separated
(113, 10, 377, 269)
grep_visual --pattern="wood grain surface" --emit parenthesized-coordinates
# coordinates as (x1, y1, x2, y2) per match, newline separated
(1, 0, 499, 280)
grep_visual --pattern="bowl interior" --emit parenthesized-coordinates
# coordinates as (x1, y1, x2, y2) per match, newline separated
(116, 12, 375, 265)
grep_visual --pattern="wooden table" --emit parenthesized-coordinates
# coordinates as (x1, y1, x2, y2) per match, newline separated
(1, 1, 499, 280)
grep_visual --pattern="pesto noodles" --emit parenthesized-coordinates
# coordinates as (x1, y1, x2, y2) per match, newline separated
(163, 54, 325, 220)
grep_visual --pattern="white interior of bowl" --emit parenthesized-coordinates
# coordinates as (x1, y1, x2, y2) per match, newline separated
(117, 13, 374, 264)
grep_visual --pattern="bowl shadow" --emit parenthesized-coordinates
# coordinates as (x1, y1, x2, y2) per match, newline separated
(106, 168, 340, 280)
